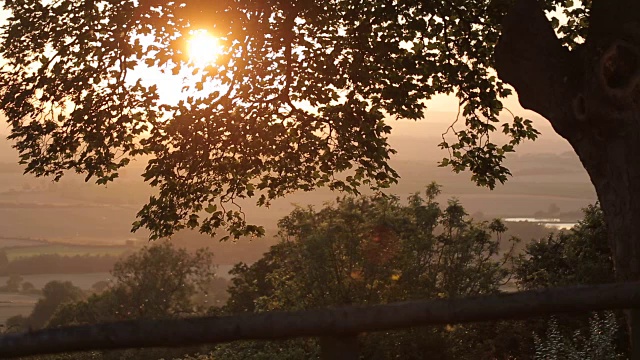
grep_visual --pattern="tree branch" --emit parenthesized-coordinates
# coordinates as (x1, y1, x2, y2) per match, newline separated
(3, 282, 640, 358)
(494, 0, 579, 138)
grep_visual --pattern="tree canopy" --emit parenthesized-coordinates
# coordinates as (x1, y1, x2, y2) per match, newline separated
(0, 0, 586, 239)
(515, 204, 614, 290)
(218, 186, 518, 359)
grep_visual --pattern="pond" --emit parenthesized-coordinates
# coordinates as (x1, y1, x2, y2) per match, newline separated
(503, 217, 577, 230)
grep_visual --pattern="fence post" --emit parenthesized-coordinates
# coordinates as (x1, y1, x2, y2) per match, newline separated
(319, 334, 359, 360)
(631, 309, 640, 359)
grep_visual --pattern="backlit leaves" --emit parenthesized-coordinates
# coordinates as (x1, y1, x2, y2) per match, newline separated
(0, 0, 586, 239)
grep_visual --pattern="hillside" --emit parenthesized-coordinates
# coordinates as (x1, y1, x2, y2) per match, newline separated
(0, 110, 597, 263)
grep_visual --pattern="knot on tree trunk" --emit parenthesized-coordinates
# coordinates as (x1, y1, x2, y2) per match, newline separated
(601, 41, 639, 91)
(578, 40, 640, 138)
(495, 0, 640, 141)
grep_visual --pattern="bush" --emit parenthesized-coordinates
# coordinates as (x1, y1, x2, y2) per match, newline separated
(222, 186, 518, 359)
(534, 312, 624, 360)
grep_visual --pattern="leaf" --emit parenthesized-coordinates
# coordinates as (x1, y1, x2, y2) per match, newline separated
(205, 204, 217, 214)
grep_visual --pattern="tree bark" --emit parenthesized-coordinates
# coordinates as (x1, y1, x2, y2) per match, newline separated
(495, 0, 640, 351)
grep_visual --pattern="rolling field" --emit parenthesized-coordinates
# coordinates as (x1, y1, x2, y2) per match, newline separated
(0, 238, 47, 248)
(0, 293, 39, 326)
(4, 244, 132, 261)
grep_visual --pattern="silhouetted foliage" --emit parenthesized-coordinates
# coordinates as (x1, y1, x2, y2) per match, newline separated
(50, 241, 218, 326)
(0, 0, 557, 239)
(44, 242, 219, 360)
(512, 204, 627, 358)
(516, 204, 614, 289)
(7, 281, 84, 332)
(219, 186, 517, 359)
(534, 312, 624, 360)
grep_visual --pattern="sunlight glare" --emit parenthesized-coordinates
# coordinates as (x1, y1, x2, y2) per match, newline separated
(187, 30, 223, 67)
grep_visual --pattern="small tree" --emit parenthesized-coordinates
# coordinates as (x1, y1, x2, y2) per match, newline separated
(110, 241, 217, 318)
(516, 204, 614, 290)
(47, 242, 218, 360)
(21, 281, 36, 293)
(3, 274, 23, 292)
(8, 281, 85, 331)
(50, 241, 217, 326)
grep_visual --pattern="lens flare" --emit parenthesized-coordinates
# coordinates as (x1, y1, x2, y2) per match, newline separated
(187, 30, 223, 66)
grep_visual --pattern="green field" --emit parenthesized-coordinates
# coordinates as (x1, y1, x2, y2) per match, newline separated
(5, 245, 131, 261)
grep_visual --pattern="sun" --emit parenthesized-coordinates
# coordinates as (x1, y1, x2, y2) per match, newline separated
(187, 30, 223, 66)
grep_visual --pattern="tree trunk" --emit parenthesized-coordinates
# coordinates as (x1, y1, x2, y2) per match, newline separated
(495, 0, 640, 351)
(583, 136, 640, 356)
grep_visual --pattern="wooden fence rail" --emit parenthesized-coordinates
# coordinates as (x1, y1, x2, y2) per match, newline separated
(2, 282, 640, 358)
